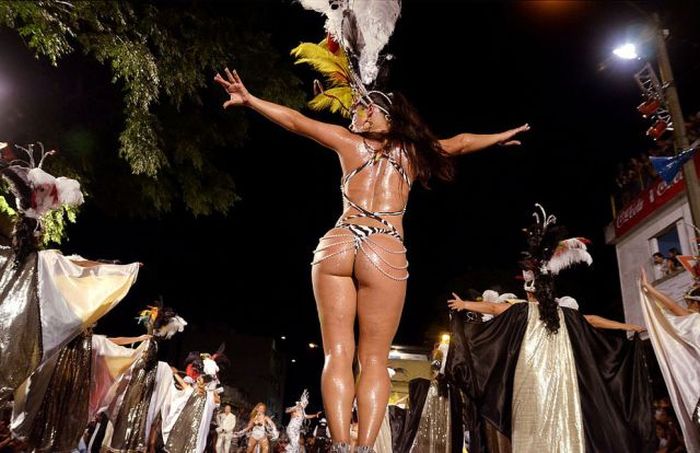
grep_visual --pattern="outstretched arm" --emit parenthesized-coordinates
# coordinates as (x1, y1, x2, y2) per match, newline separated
(107, 334, 151, 346)
(305, 412, 321, 420)
(583, 315, 645, 332)
(215, 68, 357, 152)
(447, 292, 511, 316)
(439, 124, 530, 156)
(640, 267, 691, 316)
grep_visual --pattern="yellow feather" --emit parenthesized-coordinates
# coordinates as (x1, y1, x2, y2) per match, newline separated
(291, 42, 350, 86)
(308, 87, 353, 118)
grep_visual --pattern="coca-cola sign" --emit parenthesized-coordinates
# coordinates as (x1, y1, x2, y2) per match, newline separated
(614, 172, 685, 237)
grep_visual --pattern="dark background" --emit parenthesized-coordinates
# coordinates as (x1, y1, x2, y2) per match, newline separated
(2, 0, 699, 409)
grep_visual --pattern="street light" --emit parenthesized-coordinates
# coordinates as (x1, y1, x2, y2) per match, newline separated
(612, 14, 700, 226)
(613, 43, 639, 60)
(308, 343, 318, 349)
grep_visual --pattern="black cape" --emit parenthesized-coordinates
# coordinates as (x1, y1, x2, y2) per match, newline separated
(446, 303, 654, 453)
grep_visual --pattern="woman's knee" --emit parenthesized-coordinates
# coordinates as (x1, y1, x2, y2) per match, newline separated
(357, 352, 388, 372)
(324, 342, 355, 367)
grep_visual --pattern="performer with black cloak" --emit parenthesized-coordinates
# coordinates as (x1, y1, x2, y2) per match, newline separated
(214, 2, 528, 450)
(446, 204, 654, 453)
(0, 142, 141, 407)
(103, 304, 187, 452)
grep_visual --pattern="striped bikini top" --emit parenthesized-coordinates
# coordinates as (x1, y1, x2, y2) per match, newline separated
(337, 140, 412, 240)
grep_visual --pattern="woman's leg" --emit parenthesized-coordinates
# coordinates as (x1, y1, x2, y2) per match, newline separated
(354, 236, 407, 447)
(260, 438, 269, 453)
(246, 437, 257, 453)
(312, 232, 357, 444)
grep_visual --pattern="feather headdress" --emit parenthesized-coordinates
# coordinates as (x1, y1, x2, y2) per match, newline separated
(0, 142, 84, 220)
(293, 0, 401, 117)
(185, 343, 228, 382)
(136, 301, 186, 339)
(521, 204, 592, 292)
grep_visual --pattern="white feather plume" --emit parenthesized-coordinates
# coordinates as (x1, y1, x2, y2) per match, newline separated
(154, 315, 187, 339)
(545, 238, 593, 275)
(299, 389, 309, 408)
(203, 358, 219, 377)
(55, 176, 84, 206)
(350, 0, 401, 84)
(298, 0, 401, 85)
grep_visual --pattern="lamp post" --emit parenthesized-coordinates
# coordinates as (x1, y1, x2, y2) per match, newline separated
(651, 13, 700, 227)
(614, 14, 700, 225)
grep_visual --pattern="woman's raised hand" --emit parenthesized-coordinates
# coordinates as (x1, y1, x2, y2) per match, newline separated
(447, 292, 467, 311)
(214, 68, 251, 108)
(498, 123, 530, 146)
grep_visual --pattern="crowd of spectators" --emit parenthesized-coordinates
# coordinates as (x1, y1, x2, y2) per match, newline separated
(613, 111, 700, 213)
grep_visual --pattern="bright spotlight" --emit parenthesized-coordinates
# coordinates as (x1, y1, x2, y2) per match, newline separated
(308, 343, 318, 349)
(613, 43, 638, 60)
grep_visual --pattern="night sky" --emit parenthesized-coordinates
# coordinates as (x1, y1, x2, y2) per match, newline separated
(2, 0, 700, 405)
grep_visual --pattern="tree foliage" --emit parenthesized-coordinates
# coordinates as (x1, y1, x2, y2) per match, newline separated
(0, 0, 305, 225)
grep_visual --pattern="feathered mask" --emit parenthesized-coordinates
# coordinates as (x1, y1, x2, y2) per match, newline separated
(520, 204, 592, 292)
(136, 302, 187, 339)
(0, 142, 84, 220)
(292, 0, 401, 117)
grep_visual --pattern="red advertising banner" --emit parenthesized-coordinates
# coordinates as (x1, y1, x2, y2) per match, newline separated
(614, 172, 686, 237)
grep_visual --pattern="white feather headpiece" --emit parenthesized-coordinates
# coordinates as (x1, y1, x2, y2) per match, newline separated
(545, 238, 593, 275)
(298, 389, 310, 408)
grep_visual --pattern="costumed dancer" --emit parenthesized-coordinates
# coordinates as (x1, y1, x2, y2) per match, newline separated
(0, 142, 140, 406)
(640, 268, 700, 450)
(103, 304, 187, 452)
(445, 204, 653, 453)
(215, 403, 237, 453)
(285, 390, 321, 453)
(214, 1, 528, 450)
(10, 330, 149, 452)
(236, 403, 277, 453)
(161, 347, 226, 453)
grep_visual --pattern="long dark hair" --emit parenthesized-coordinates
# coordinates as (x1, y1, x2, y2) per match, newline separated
(534, 273, 560, 334)
(366, 92, 454, 187)
(522, 218, 566, 334)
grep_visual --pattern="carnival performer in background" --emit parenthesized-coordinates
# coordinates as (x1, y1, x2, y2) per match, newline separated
(10, 329, 149, 452)
(237, 403, 277, 453)
(285, 390, 321, 453)
(446, 204, 653, 453)
(312, 417, 330, 453)
(162, 347, 226, 453)
(214, 1, 528, 450)
(640, 268, 700, 450)
(103, 304, 187, 452)
(216, 403, 237, 453)
(0, 142, 140, 407)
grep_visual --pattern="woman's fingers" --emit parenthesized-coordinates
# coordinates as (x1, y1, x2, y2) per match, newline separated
(232, 69, 243, 84)
(502, 140, 522, 146)
(214, 73, 231, 89)
(224, 67, 236, 84)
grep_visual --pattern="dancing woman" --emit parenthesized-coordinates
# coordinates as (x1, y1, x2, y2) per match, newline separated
(237, 403, 276, 453)
(285, 390, 321, 453)
(639, 268, 700, 449)
(214, 2, 527, 450)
